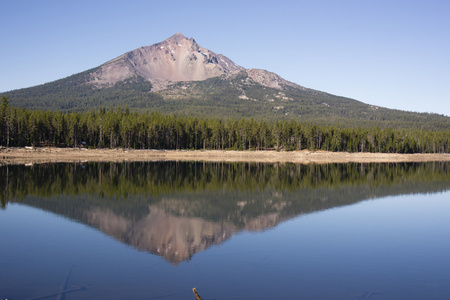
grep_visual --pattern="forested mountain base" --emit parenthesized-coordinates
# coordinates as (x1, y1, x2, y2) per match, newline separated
(0, 96, 449, 153)
(3, 70, 450, 131)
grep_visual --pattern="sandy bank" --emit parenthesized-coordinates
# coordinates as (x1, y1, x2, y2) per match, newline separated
(1, 147, 449, 166)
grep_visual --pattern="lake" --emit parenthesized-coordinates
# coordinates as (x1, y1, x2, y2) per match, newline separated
(1, 161, 449, 300)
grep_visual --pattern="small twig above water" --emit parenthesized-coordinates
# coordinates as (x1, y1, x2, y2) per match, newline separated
(193, 287, 202, 300)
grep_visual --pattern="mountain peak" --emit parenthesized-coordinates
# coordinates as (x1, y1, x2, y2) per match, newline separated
(89, 33, 244, 89)
(166, 32, 187, 43)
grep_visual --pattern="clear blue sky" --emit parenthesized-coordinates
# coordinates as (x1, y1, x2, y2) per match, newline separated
(1, 0, 449, 116)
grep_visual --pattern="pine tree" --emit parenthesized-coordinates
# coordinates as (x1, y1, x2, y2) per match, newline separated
(0, 96, 10, 146)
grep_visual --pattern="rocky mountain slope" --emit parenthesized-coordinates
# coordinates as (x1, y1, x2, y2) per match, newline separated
(87, 32, 302, 92)
(89, 33, 244, 90)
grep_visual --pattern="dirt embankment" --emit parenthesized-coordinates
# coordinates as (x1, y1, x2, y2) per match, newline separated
(1, 147, 449, 165)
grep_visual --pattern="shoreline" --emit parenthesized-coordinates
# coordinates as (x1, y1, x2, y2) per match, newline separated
(1, 147, 449, 165)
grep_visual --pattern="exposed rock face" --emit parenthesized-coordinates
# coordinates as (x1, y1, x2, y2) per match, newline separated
(89, 33, 244, 89)
(83, 33, 310, 93)
(245, 69, 306, 91)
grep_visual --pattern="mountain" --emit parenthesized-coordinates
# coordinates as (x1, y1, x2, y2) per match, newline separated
(2, 33, 449, 130)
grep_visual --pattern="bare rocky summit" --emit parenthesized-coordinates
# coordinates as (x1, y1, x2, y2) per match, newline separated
(88, 33, 303, 92)
(89, 33, 244, 90)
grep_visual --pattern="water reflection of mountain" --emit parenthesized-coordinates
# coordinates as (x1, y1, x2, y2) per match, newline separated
(2, 162, 449, 264)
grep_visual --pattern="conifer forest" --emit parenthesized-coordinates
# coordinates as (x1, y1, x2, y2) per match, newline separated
(1, 96, 449, 153)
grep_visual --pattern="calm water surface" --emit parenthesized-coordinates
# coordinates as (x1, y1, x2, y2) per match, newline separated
(0, 162, 449, 300)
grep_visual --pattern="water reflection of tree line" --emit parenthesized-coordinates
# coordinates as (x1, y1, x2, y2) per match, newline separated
(2, 162, 449, 263)
(1, 161, 449, 209)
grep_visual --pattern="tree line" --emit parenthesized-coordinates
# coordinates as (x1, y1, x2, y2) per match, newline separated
(1, 96, 449, 153)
